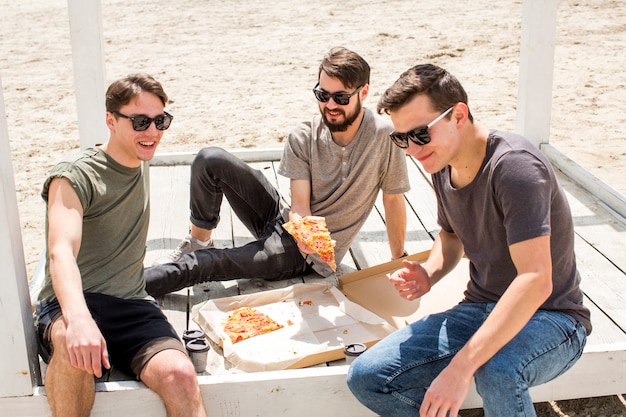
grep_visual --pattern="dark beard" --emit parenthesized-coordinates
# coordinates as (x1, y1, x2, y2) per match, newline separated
(321, 100, 362, 132)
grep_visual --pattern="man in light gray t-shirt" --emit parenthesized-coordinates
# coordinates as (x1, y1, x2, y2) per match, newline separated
(278, 106, 409, 276)
(144, 47, 410, 296)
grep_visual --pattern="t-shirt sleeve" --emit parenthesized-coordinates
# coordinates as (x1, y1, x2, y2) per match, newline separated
(493, 150, 552, 245)
(380, 144, 410, 194)
(277, 122, 312, 180)
(41, 161, 93, 211)
(434, 178, 453, 234)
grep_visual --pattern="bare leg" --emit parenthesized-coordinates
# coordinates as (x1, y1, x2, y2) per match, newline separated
(140, 349, 207, 417)
(45, 320, 95, 417)
(190, 224, 212, 242)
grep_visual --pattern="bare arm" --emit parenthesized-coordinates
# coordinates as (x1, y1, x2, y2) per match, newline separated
(47, 177, 110, 377)
(381, 192, 407, 260)
(288, 178, 315, 254)
(388, 229, 464, 301)
(419, 235, 553, 416)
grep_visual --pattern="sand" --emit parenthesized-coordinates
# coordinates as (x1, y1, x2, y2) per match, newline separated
(0, 0, 624, 415)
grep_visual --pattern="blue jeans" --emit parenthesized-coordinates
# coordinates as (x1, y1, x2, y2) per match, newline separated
(347, 302, 587, 417)
(144, 147, 309, 296)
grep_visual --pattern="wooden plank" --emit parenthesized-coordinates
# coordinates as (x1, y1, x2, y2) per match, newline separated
(375, 191, 435, 255)
(575, 233, 626, 334)
(145, 164, 192, 265)
(0, 393, 50, 417)
(543, 142, 626, 220)
(350, 190, 433, 269)
(553, 169, 626, 332)
(6, 340, 624, 416)
(584, 294, 626, 346)
(516, 0, 558, 148)
(404, 156, 440, 237)
(150, 148, 284, 167)
(2, 367, 378, 417)
(67, 0, 107, 149)
(557, 168, 626, 274)
(0, 75, 39, 397)
(349, 194, 393, 268)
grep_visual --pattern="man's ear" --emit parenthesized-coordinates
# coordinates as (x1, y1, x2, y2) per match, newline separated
(360, 83, 369, 101)
(105, 111, 116, 130)
(453, 102, 470, 125)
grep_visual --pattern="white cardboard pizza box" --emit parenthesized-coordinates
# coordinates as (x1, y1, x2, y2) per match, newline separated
(194, 250, 470, 372)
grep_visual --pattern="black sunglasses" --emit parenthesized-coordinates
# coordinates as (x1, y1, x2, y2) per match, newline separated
(389, 106, 454, 148)
(312, 83, 363, 106)
(112, 111, 173, 131)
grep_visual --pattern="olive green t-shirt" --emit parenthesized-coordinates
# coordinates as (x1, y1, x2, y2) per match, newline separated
(38, 147, 150, 302)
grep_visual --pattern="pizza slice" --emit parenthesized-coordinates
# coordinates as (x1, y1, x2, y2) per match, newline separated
(223, 306, 284, 344)
(282, 216, 336, 271)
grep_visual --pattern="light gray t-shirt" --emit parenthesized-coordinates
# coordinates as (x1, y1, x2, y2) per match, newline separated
(433, 130, 591, 334)
(39, 147, 150, 302)
(278, 108, 410, 276)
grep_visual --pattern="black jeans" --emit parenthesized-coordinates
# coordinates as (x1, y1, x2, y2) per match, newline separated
(144, 147, 308, 296)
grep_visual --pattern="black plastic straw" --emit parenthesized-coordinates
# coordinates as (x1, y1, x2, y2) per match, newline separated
(186, 288, 190, 331)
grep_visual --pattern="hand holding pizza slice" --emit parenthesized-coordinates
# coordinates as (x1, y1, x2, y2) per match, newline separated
(282, 216, 337, 271)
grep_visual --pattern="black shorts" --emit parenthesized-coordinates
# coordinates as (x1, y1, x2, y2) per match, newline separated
(34, 292, 185, 378)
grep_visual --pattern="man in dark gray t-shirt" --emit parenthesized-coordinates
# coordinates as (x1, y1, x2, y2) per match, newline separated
(347, 64, 590, 417)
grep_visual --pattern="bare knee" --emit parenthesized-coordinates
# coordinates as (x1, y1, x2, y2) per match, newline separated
(47, 319, 71, 365)
(163, 358, 199, 393)
(141, 350, 200, 400)
(46, 322, 95, 393)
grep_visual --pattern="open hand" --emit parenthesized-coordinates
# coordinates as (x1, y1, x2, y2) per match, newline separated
(388, 260, 432, 301)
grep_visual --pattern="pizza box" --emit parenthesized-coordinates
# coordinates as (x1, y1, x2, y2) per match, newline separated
(193, 250, 470, 372)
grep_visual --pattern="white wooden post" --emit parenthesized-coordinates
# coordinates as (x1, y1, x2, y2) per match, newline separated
(67, 0, 108, 149)
(516, 0, 558, 148)
(0, 74, 40, 397)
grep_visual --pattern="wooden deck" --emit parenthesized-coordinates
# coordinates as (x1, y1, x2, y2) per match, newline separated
(13, 149, 626, 416)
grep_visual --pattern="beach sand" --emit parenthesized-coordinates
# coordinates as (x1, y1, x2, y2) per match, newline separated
(0, 0, 624, 414)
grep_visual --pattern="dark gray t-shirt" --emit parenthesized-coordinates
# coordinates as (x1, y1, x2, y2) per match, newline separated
(278, 108, 410, 276)
(433, 130, 591, 334)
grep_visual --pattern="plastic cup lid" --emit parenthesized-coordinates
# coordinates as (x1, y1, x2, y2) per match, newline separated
(182, 329, 205, 341)
(344, 343, 367, 356)
(186, 338, 210, 353)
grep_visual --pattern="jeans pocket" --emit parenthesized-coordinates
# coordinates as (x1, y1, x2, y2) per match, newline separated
(532, 312, 587, 383)
(553, 319, 587, 379)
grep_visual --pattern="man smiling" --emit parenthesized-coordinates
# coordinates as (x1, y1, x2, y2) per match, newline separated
(144, 47, 410, 295)
(347, 64, 590, 417)
(34, 74, 207, 417)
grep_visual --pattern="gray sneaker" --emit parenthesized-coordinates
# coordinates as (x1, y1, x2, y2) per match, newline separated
(152, 235, 213, 266)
